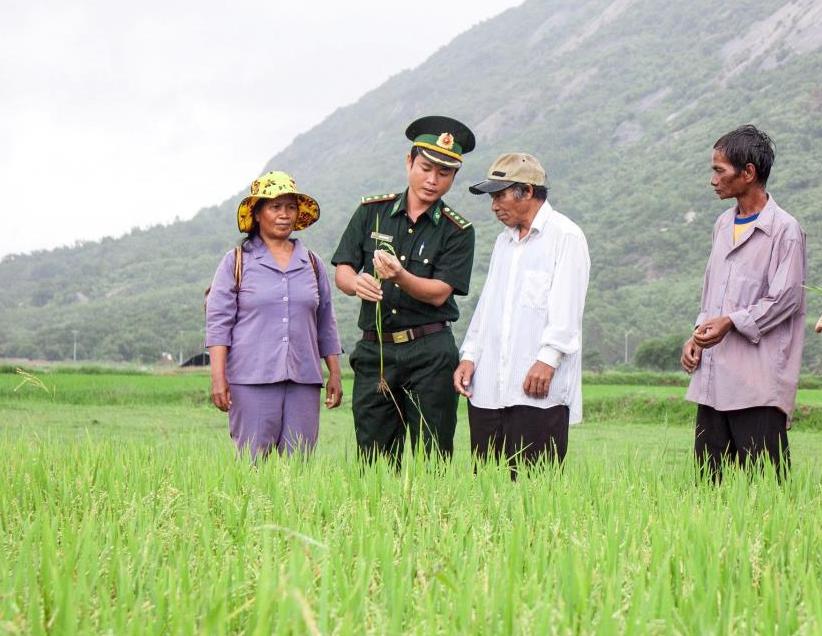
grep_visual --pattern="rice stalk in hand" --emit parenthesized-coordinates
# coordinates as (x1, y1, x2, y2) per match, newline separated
(372, 216, 405, 424)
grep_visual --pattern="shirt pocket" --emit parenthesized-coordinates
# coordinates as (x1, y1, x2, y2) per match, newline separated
(725, 272, 765, 310)
(407, 252, 434, 277)
(521, 269, 552, 310)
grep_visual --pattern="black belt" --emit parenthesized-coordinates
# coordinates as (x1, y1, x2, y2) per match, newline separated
(362, 321, 449, 344)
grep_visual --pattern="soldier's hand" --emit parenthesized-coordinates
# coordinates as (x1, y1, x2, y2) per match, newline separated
(522, 361, 555, 398)
(373, 250, 403, 281)
(354, 272, 383, 302)
(680, 336, 702, 373)
(453, 360, 475, 397)
(211, 377, 232, 412)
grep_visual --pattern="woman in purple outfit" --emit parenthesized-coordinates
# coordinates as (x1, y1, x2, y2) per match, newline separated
(206, 171, 342, 458)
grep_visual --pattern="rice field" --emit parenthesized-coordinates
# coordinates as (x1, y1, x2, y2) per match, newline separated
(1, 369, 821, 634)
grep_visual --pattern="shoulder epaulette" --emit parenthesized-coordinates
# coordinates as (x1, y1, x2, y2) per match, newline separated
(361, 192, 399, 205)
(441, 205, 472, 230)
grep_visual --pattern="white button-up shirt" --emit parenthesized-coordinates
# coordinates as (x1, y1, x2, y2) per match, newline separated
(459, 201, 590, 423)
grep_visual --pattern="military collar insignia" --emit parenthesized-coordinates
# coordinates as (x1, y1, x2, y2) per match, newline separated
(391, 196, 403, 217)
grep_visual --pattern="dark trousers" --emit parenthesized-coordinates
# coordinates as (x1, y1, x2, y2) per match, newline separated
(468, 402, 569, 478)
(695, 404, 790, 481)
(349, 329, 459, 466)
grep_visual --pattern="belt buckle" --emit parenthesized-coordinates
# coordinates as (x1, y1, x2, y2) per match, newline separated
(392, 329, 411, 344)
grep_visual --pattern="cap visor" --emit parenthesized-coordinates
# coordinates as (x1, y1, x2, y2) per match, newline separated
(418, 147, 462, 169)
(468, 179, 514, 195)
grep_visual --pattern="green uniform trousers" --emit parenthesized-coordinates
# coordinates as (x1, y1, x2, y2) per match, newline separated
(349, 329, 459, 463)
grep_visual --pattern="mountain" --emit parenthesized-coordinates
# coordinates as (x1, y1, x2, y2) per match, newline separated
(3, 0, 822, 368)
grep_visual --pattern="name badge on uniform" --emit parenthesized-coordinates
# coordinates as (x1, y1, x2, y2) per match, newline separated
(370, 231, 393, 243)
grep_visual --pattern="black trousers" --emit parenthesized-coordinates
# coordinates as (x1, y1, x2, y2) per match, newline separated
(468, 402, 569, 478)
(349, 329, 459, 466)
(694, 404, 790, 481)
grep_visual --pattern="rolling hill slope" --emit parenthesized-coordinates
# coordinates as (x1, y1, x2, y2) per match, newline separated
(2, 0, 822, 367)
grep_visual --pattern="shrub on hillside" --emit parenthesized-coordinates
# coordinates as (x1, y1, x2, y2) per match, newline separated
(634, 334, 687, 371)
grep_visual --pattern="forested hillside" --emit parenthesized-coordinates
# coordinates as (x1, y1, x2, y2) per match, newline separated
(2, 0, 822, 367)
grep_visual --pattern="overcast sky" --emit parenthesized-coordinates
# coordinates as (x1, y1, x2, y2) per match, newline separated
(0, 0, 523, 258)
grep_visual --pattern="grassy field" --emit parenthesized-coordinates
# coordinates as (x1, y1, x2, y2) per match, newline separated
(1, 369, 821, 634)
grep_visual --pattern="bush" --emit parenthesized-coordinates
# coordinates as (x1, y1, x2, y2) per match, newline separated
(634, 334, 687, 371)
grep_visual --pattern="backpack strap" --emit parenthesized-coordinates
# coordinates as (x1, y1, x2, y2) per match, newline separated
(233, 246, 243, 291)
(307, 249, 319, 284)
(204, 246, 244, 312)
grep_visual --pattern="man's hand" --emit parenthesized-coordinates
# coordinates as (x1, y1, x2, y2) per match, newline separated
(680, 337, 702, 374)
(693, 316, 734, 348)
(373, 250, 404, 282)
(522, 361, 555, 398)
(211, 376, 232, 412)
(353, 272, 383, 302)
(453, 360, 475, 397)
(325, 374, 343, 409)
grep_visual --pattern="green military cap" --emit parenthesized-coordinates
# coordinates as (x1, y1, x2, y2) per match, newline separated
(405, 115, 476, 169)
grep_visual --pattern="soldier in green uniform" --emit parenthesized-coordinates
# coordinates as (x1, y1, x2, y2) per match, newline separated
(332, 115, 476, 464)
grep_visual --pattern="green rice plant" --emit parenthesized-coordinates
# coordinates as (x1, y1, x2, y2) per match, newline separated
(13, 368, 55, 399)
(1, 426, 821, 634)
(404, 388, 428, 455)
(4, 376, 822, 632)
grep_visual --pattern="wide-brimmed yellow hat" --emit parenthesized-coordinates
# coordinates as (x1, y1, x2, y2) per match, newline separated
(237, 171, 320, 233)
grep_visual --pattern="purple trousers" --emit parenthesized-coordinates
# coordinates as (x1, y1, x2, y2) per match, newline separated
(228, 381, 320, 458)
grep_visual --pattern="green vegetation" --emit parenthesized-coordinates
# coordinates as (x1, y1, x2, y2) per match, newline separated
(633, 335, 687, 372)
(1, 370, 822, 632)
(2, 0, 822, 369)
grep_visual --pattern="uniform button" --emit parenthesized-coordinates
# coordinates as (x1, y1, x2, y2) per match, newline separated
(282, 337, 288, 342)
(391, 309, 397, 315)
(283, 296, 288, 301)
(408, 228, 414, 234)
(394, 283, 400, 288)
(282, 278, 286, 283)
(423, 258, 429, 264)
(400, 255, 406, 261)
(282, 317, 288, 323)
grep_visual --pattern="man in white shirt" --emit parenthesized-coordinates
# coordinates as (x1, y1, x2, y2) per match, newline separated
(453, 153, 590, 476)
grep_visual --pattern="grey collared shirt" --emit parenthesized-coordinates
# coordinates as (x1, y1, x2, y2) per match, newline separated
(686, 195, 806, 418)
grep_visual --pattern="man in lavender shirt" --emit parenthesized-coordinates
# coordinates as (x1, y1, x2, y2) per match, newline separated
(681, 126, 806, 480)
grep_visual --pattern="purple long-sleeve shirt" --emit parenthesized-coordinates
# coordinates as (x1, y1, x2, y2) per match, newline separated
(686, 195, 806, 418)
(205, 236, 342, 385)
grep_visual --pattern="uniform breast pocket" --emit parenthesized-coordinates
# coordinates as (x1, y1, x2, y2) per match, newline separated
(407, 252, 434, 277)
(522, 269, 552, 309)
